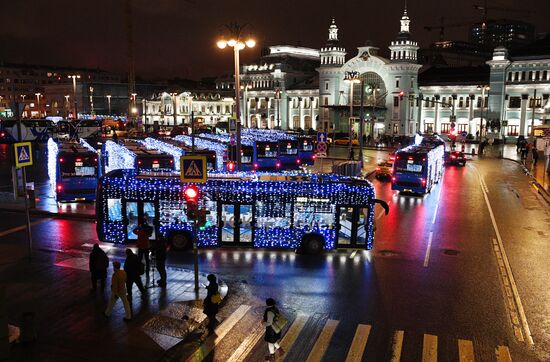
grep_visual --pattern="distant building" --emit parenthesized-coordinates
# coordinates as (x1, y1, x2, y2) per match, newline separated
(470, 19, 535, 51)
(419, 41, 491, 67)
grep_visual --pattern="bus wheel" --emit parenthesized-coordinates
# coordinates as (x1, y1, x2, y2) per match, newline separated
(169, 232, 192, 250)
(301, 235, 324, 255)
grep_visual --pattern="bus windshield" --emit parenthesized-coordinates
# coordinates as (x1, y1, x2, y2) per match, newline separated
(279, 140, 298, 155)
(257, 142, 278, 158)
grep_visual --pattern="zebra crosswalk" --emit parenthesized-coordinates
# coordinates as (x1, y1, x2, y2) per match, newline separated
(181, 304, 516, 362)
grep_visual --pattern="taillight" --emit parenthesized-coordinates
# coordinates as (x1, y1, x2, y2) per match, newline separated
(227, 162, 235, 172)
(276, 162, 281, 168)
(138, 160, 142, 165)
(153, 160, 159, 164)
(421, 178, 426, 186)
(451, 155, 456, 159)
(59, 157, 64, 162)
(392, 176, 396, 183)
(76, 158, 82, 162)
(312, 155, 316, 160)
(296, 159, 301, 164)
(376, 167, 381, 171)
(56, 184, 63, 192)
(254, 163, 259, 169)
(0, 132, 5, 137)
(169, 159, 173, 164)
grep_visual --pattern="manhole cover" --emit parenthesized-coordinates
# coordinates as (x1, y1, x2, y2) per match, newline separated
(442, 249, 459, 256)
(377, 250, 397, 257)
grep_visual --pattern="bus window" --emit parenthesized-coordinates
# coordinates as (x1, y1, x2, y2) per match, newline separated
(395, 157, 423, 173)
(160, 200, 188, 225)
(126, 202, 138, 240)
(108, 199, 122, 221)
(294, 198, 334, 231)
(239, 205, 253, 243)
(221, 204, 236, 242)
(356, 208, 368, 245)
(256, 201, 291, 229)
(143, 202, 156, 240)
(338, 207, 353, 245)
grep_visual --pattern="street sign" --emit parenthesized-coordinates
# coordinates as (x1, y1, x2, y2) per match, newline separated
(317, 132, 327, 143)
(229, 117, 237, 133)
(14, 142, 33, 168)
(180, 155, 207, 183)
(316, 142, 327, 158)
(501, 120, 508, 127)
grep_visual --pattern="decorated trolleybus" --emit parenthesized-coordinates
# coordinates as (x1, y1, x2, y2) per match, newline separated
(47, 138, 99, 201)
(96, 170, 389, 254)
(391, 135, 445, 194)
(101, 139, 174, 174)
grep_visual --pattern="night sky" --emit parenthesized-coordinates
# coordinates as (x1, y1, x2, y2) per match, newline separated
(1, 0, 548, 80)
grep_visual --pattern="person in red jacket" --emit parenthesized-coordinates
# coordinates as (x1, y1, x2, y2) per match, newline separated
(134, 217, 153, 277)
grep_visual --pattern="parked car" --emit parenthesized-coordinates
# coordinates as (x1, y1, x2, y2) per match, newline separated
(445, 151, 466, 166)
(334, 137, 359, 146)
(375, 161, 393, 180)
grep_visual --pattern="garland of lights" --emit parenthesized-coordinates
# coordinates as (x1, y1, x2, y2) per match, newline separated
(103, 140, 136, 173)
(141, 137, 184, 171)
(47, 138, 59, 190)
(98, 170, 376, 250)
(79, 138, 97, 153)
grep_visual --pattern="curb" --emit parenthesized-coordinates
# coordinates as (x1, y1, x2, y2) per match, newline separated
(0, 207, 96, 221)
(503, 157, 550, 204)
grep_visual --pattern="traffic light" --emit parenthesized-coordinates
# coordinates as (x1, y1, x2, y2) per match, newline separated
(197, 209, 208, 228)
(183, 185, 199, 220)
(399, 91, 405, 100)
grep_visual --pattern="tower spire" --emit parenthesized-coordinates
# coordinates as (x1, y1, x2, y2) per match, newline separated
(328, 18, 339, 42)
(400, 2, 410, 33)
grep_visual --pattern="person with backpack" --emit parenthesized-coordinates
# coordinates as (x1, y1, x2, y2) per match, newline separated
(124, 248, 145, 301)
(203, 274, 220, 336)
(89, 243, 109, 293)
(263, 298, 285, 361)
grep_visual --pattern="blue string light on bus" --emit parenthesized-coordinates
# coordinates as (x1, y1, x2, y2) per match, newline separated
(174, 135, 225, 170)
(104, 140, 136, 173)
(47, 138, 59, 192)
(141, 137, 184, 171)
(98, 170, 375, 249)
(79, 138, 97, 153)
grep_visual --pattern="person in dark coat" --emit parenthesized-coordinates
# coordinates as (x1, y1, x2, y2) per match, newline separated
(153, 238, 167, 287)
(134, 218, 153, 276)
(263, 298, 284, 361)
(89, 244, 109, 292)
(124, 249, 145, 300)
(203, 274, 219, 335)
(532, 147, 539, 165)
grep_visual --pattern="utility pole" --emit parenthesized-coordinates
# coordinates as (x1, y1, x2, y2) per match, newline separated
(125, 0, 136, 122)
(359, 82, 365, 169)
(531, 89, 537, 137)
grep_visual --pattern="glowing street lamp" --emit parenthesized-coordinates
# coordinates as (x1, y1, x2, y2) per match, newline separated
(217, 23, 255, 171)
(68, 74, 81, 119)
(106, 94, 112, 115)
(344, 71, 361, 159)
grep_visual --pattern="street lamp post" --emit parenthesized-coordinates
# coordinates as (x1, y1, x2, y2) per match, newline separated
(35, 93, 42, 118)
(68, 74, 80, 120)
(170, 92, 178, 125)
(240, 84, 252, 128)
(478, 85, 490, 138)
(217, 23, 256, 171)
(106, 95, 112, 115)
(64, 95, 70, 118)
(344, 71, 360, 160)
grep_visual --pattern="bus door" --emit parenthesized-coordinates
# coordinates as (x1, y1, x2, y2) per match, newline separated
(336, 206, 369, 248)
(219, 203, 254, 245)
(125, 200, 157, 241)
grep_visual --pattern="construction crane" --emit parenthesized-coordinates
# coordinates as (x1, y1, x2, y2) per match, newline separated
(473, 1, 532, 28)
(424, 17, 473, 42)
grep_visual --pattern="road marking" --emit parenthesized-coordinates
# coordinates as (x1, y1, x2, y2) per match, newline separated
(495, 346, 512, 362)
(226, 324, 264, 362)
(423, 232, 434, 267)
(390, 330, 404, 362)
(186, 304, 250, 362)
(279, 313, 308, 353)
(422, 333, 438, 362)
(431, 203, 439, 224)
(476, 169, 533, 345)
(306, 319, 339, 362)
(345, 324, 371, 362)
(458, 339, 475, 362)
(0, 219, 49, 238)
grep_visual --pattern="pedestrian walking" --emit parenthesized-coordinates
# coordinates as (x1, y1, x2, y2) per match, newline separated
(263, 298, 285, 361)
(89, 243, 109, 292)
(104, 261, 132, 321)
(124, 249, 145, 300)
(348, 147, 355, 160)
(532, 147, 539, 165)
(153, 238, 167, 287)
(203, 274, 221, 336)
(134, 217, 153, 276)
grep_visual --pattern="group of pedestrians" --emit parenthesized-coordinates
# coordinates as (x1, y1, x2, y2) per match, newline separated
(89, 218, 169, 321)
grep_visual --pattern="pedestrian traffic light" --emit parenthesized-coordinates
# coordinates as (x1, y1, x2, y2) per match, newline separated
(183, 185, 199, 220)
(399, 91, 405, 100)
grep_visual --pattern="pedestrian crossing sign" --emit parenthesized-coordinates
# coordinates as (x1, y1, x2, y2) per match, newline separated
(180, 155, 207, 183)
(14, 142, 33, 168)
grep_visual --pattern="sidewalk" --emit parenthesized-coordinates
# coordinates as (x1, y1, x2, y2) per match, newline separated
(0, 237, 227, 361)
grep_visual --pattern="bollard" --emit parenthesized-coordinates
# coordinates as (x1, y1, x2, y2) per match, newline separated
(471, 148, 476, 156)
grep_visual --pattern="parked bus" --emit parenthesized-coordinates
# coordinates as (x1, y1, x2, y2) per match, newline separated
(47, 138, 99, 201)
(242, 129, 305, 168)
(174, 135, 226, 171)
(195, 133, 258, 171)
(96, 170, 389, 253)
(101, 139, 174, 174)
(141, 137, 219, 171)
(391, 137, 444, 194)
(0, 119, 52, 143)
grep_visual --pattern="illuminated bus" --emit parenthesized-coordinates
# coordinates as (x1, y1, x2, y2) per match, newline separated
(96, 171, 389, 254)
(391, 136, 444, 194)
(141, 137, 219, 171)
(243, 129, 306, 168)
(101, 139, 174, 174)
(47, 138, 99, 201)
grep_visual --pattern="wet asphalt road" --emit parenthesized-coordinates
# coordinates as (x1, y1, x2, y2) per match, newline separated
(0, 149, 549, 360)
